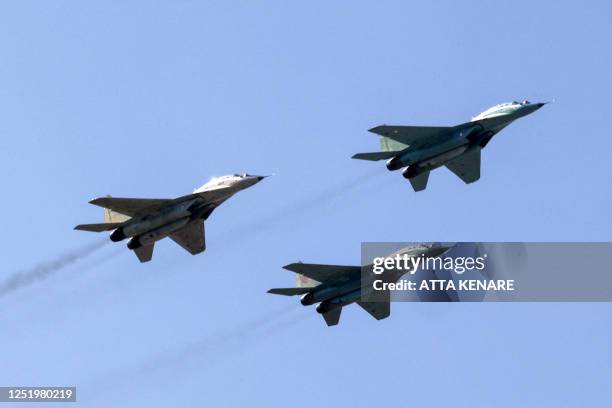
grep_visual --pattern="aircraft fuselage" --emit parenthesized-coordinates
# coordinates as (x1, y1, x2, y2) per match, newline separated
(80, 174, 267, 255)
(301, 245, 451, 316)
(352, 100, 547, 191)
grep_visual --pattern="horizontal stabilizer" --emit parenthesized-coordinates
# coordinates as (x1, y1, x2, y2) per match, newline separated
(408, 171, 430, 192)
(74, 222, 122, 232)
(351, 151, 400, 161)
(322, 307, 342, 326)
(134, 244, 154, 263)
(267, 287, 312, 296)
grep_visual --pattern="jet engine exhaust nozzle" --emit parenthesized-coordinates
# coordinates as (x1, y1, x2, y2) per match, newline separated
(300, 293, 315, 306)
(316, 301, 338, 314)
(126, 237, 141, 250)
(402, 166, 421, 179)
(386, 157, 403, 171)
(110, 227, 126, 242)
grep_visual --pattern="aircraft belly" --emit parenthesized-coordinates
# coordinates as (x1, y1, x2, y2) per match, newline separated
(418, 145, 469, 168)
(477, 115, 515, 131)
(324, 288, 362, 309)
(135, 217, 191, 247)
(400, 138, 466, 166)
(195, 185, 240, 205)
(123, 200, 195, 237)
(309, 281, 361, 304)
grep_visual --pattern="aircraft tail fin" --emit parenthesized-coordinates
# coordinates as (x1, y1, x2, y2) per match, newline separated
(104, 199, 131, 223)
(295, 272, 319, 288)
(379, 136, 410, 152)
(94, 195, 132, 223)
(75, 195, 130, 233)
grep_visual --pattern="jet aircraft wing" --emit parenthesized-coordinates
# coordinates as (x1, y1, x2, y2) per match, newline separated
(90, 189, 234, 219)
(89, 197, 173, 216)
(369, 125, 453, 147)
(169, 220, 206, 255)
(357, 289, 391, 321)
(445, 147, 481, 184)
(282, 263, 361, 284)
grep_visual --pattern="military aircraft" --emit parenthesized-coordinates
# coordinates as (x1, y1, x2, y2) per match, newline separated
(75, 174, 267, 262)
(268, 244, 451, 326)
(353, 100, 547, 191)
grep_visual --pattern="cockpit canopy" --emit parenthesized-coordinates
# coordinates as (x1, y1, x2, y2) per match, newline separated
(471, 100, 531, 121)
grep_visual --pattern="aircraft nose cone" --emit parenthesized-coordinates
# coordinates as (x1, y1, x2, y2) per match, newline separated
(532, 102, 550, 111)
(522, 102, 547, 115)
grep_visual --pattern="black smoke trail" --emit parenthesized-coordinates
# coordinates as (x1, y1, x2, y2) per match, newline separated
(137, 304, 308, 374)
(216, 167, 384, 245)
(86, 304, 311, 400)
(0, 238, 109, 297)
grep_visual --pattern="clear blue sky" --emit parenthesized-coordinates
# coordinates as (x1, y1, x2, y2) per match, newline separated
(1, 1, 611, 407)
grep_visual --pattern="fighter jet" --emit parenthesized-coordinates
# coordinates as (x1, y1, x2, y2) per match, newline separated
(268, 244, 451, 326)
(353, 100, 547, 191)
(75, 174, 267, 262)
